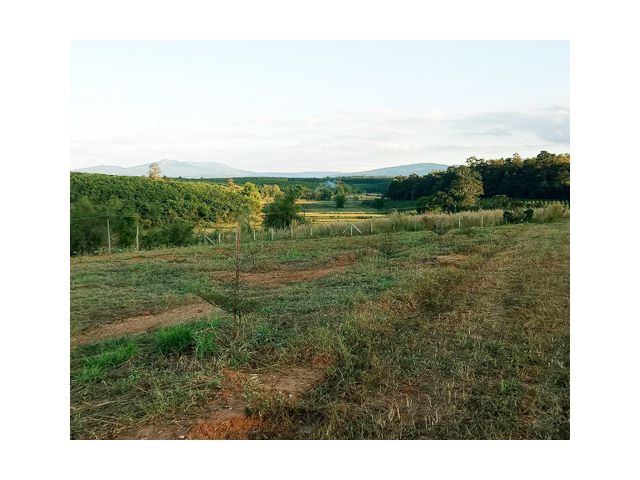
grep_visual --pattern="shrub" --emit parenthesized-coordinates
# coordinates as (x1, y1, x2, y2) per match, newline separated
(416, 196, 432, 214)
(141, 221, 196, 248)
(361, 198, 385, 210)
(503, 210, 515, 224)
(154, 324, 195, 354)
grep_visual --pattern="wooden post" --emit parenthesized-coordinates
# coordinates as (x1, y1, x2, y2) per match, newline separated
(481, 215, 484, 227)
(370, 221, 373, 234)
(350, 224, 353, 236)
(106, 218, 111, 253)
(271, 228, 274, 241)
(458, 216, 461, 228)
(218, 232, 221, 244)
(135, 222, 139, 251)
(253, 229, 256, 241)
(310, 226, 313, 236)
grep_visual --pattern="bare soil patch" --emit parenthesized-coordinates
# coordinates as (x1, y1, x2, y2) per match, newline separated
(213, 253, 357, 287)
(119, 360, 329, 440)
(72, 301, 215, 346)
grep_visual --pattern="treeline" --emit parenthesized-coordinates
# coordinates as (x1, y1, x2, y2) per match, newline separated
(386, 151, 570, 201)
(179, 176, 392, 195)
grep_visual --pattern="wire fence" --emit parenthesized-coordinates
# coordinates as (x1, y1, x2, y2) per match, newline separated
(71, 202, 569, 255)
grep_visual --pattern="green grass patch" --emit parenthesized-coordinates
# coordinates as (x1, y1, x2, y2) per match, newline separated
(78, 340, 137, 382)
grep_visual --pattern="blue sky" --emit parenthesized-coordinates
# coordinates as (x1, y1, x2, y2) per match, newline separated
(71, 41, 569, 171)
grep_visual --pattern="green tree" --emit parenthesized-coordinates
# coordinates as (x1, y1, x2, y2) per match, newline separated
(334, 182, 347, 208)
(262, 191, 302, 229)
(416, 196, 433, 214)
(449, 166, 484, 208)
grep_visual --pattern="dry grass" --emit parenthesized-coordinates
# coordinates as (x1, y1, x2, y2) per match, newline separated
(70, 220, 569, 439)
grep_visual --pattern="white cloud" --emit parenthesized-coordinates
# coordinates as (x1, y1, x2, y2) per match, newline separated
(71, 105, 570, 171)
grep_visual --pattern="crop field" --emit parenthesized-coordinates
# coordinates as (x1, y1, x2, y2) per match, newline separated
(297, 196, 415, 223)
(70, 218, 569, 439)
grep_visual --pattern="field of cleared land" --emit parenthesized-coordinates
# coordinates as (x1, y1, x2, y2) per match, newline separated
(70, 218, 569, 439)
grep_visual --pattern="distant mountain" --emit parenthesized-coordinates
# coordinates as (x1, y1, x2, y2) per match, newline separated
(350, 163, 449, 177)
(73, 159, 450, 178)
(74, 159, 254, 178)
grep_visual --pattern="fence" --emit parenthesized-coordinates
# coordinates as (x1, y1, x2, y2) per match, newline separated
(71, 203, 569, 255)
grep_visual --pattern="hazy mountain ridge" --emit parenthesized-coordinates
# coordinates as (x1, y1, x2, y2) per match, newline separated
(73, 159, 450, 178)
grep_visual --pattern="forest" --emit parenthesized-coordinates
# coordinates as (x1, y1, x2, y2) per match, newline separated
(386, 151, 570, 201)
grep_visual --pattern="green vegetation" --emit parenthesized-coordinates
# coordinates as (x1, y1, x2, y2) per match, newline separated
(183, 176, 393, 195)
(262, 191, 303, 229)
(70, 173, 262, 254)
(387, 151, 570, 202)
(77, 340, 138, 382)
(71, 218, 569, 439)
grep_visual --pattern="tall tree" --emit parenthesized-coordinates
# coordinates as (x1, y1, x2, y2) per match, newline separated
(449, 166, 484, 208)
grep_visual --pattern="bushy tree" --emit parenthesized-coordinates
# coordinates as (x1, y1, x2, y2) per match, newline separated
(259, 184, 283, 200)
(262, 191, 302, 229)
(416, 196, 433, 214)
(449, 166, 484, 208)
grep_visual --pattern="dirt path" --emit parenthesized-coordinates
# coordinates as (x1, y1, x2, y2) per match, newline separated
(72, 301, 215, 346)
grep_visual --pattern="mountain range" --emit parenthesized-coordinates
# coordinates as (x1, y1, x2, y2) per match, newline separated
(73, 159, 450, 178)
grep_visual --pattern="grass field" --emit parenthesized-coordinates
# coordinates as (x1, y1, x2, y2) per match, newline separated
(70, 220, 569, 439)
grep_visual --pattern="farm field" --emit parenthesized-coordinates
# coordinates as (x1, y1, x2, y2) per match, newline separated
(70, 220, 569, 439)
(296, 195, 415, 223)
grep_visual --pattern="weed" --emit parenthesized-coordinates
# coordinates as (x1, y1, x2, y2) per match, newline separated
(78, 340, 137, 382)
(154, 324, 195, 354)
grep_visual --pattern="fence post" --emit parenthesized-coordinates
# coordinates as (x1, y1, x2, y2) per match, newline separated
(458, 216, 461, 228)
(370, 221, 373, 234)
(253, 229, 256, 241)
(350, 224, 353, 236)
(271, 228, 274, 241)
(135, 222, 139, 251)
(481, 215, 484, 228)
(106, 218, 111, 253)
(310, 226, 313, 236)
(218, 232, 221, 245)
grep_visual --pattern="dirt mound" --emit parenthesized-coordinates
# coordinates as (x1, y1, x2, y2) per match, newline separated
(213, 254, 357, 287)
(72, 301, 215, 346)
(187, 365, 327, 439)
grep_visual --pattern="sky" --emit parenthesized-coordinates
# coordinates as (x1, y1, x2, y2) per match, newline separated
(71, 41, 569, 171)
